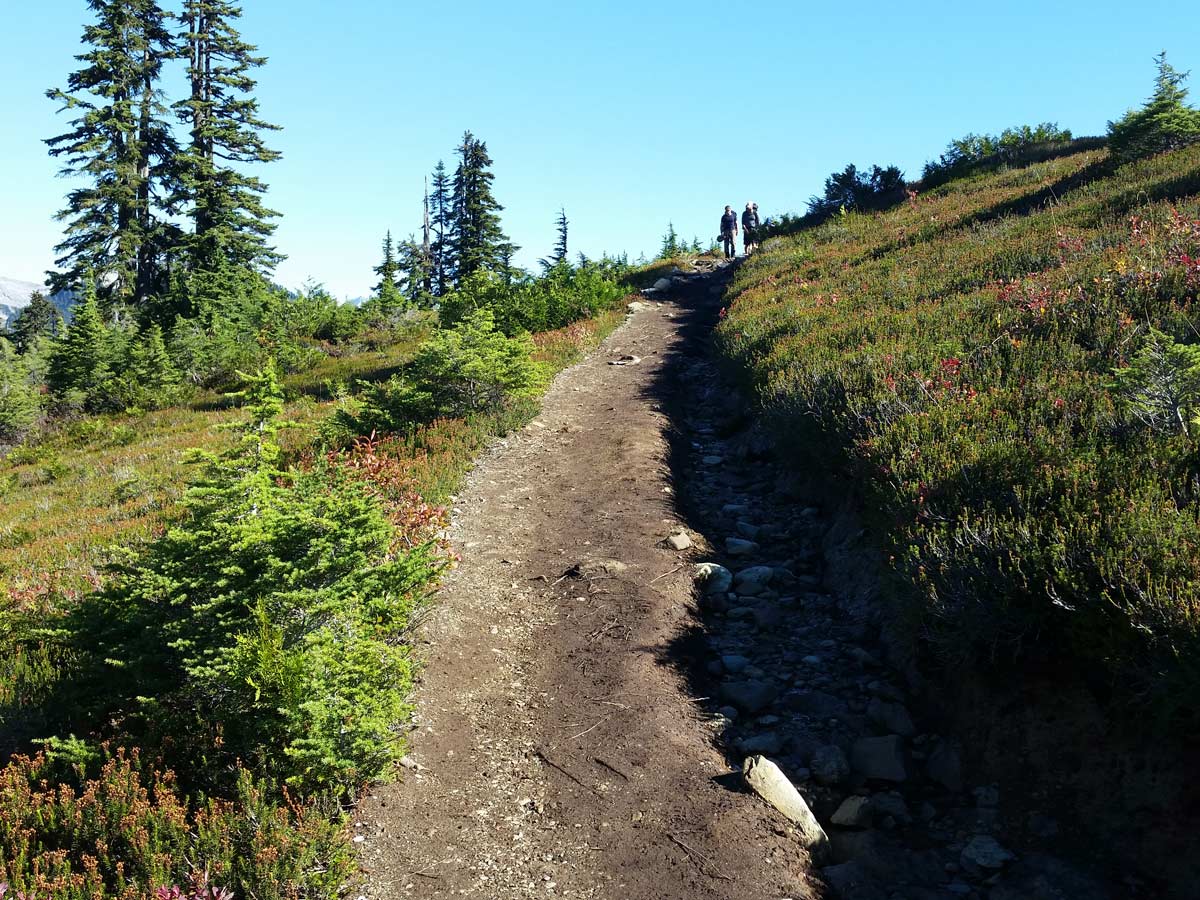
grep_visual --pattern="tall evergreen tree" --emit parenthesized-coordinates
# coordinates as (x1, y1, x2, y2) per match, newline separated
(553, 207, 569, 264)
(11, 292, 64, 352)
(374, 231, 400, 294)
(449, 132, 511, 281)
(373, 231, 404, 312)
(397, 235, 433, 306)
(429, 160, 452, 295)
(175, 0, 282, 278)
(46, 0, 178, 306)
(47, 280, 117, 410)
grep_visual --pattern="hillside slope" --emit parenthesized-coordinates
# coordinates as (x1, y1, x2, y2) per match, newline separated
(717, 141, 1200, 888)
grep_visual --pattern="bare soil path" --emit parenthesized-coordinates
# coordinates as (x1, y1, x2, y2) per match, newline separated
(356, 266, 820, 900)
(357, 264, 1118, 900)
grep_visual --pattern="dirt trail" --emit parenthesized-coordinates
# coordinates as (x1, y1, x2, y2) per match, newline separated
(357, 266, 817, 899)
(357, 265, 1117, 900)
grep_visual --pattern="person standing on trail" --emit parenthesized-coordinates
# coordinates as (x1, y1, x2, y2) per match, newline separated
(720, 205, 738, 259)
(742, 202, 761, 255)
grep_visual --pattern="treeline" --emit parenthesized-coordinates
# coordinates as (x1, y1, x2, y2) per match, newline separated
(360, 133, 632, 339)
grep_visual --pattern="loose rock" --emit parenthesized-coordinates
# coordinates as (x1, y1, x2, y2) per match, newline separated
(665, 532, 692, 551)
(725, 537, 759, 556)
(742, 755, 830, 862)
(811, 744, 851, 786)
(693, 562, 732, 594)
(719, 679, 778, 714)
(851, 736, 908, 782)
(960, 835, 1014, 870)
(733, 565, 775, 595)
(831, 795, 873, 828)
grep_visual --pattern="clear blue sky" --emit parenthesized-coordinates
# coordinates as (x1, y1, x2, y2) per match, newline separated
(2, 1, 1198, 299)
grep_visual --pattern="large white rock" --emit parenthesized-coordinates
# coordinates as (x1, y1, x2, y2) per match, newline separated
(743, 755, 830, 861)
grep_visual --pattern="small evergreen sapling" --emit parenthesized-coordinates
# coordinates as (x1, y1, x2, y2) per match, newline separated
(75, 364, 441, 795)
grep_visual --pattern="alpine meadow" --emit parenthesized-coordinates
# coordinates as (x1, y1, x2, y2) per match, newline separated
(3, 2, 1200, 899)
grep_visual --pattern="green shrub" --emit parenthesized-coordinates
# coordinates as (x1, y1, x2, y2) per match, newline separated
(1109, 53, 1200, 163)
(65, 365, 441, 796)
(349, 307, 544, 435)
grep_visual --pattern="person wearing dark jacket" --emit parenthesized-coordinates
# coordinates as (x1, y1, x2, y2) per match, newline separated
(741, 202, 760, 254)
(720, 205, 738, 258)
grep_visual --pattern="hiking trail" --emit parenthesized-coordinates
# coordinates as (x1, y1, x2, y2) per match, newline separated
(355, 264, 1115, 900)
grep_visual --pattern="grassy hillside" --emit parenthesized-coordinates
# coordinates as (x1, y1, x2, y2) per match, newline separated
(719, 141, 1200, 729)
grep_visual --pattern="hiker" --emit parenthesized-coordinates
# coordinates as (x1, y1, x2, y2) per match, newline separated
(742, 202, 761, 254)
(720, 205, 738, 258)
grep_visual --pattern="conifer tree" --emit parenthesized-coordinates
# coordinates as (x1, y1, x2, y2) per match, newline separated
(127, 323, 180, 406)
(429, 160, 452, 295)
(372, 231, 404, 313)
(397, 235, 433, 306)
(553, 207, 569, 264)
(1109, 52, 1200, 162)
(0, 338, 41, 443)
(450, 132, 511, 281)
(175, 0, 282, 277)
(47, 280, 116, 410)
(11, 292, 64, 352)
(46, 0, 178, 305)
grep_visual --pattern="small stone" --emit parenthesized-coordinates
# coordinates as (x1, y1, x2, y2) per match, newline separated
(652, 277, 672, 291)
(722, 503, 750, 515)
(733, 565, 775, 595)
(694, 562, 733, 594)
(849, 646, 882, 667)
(802, 654, 822, 665)
(735, 520, 761, 540)
(811, 744, 851, 786)
(721, 654, 750, 673)
(720, 679, 779, 714)
(851, 736, 908, 782)
(702, 455, 724, 465)
(960, 835, 1014, 870)
(725, 537, 760, 556)
(831, 795, 873, 828)
(867, 698, 916, 738)
(739, 731, 783, 754)
(870, 791, 910, 823)
(665, 532, 693, 551)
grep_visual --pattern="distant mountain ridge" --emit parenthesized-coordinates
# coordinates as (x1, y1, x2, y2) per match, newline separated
(0, 276, 75, 328)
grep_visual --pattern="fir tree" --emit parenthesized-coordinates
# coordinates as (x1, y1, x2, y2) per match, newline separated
(11, 291, 64, 352)
(46, 0, 178, 306)
(47, 280, 116, 411)
(1109, 52, 1200, 162)
(175, 0, 282, 277)
(0, 338, 41, 443)
(449, 132, 511, 281)
(372, 232, 404, 314)
(397, 235, 433, 307)
(659, 222, 681, 259)
(429, 160, 452, 295)
(540, 207, 569, 272)
(126, 323, 180, 408)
